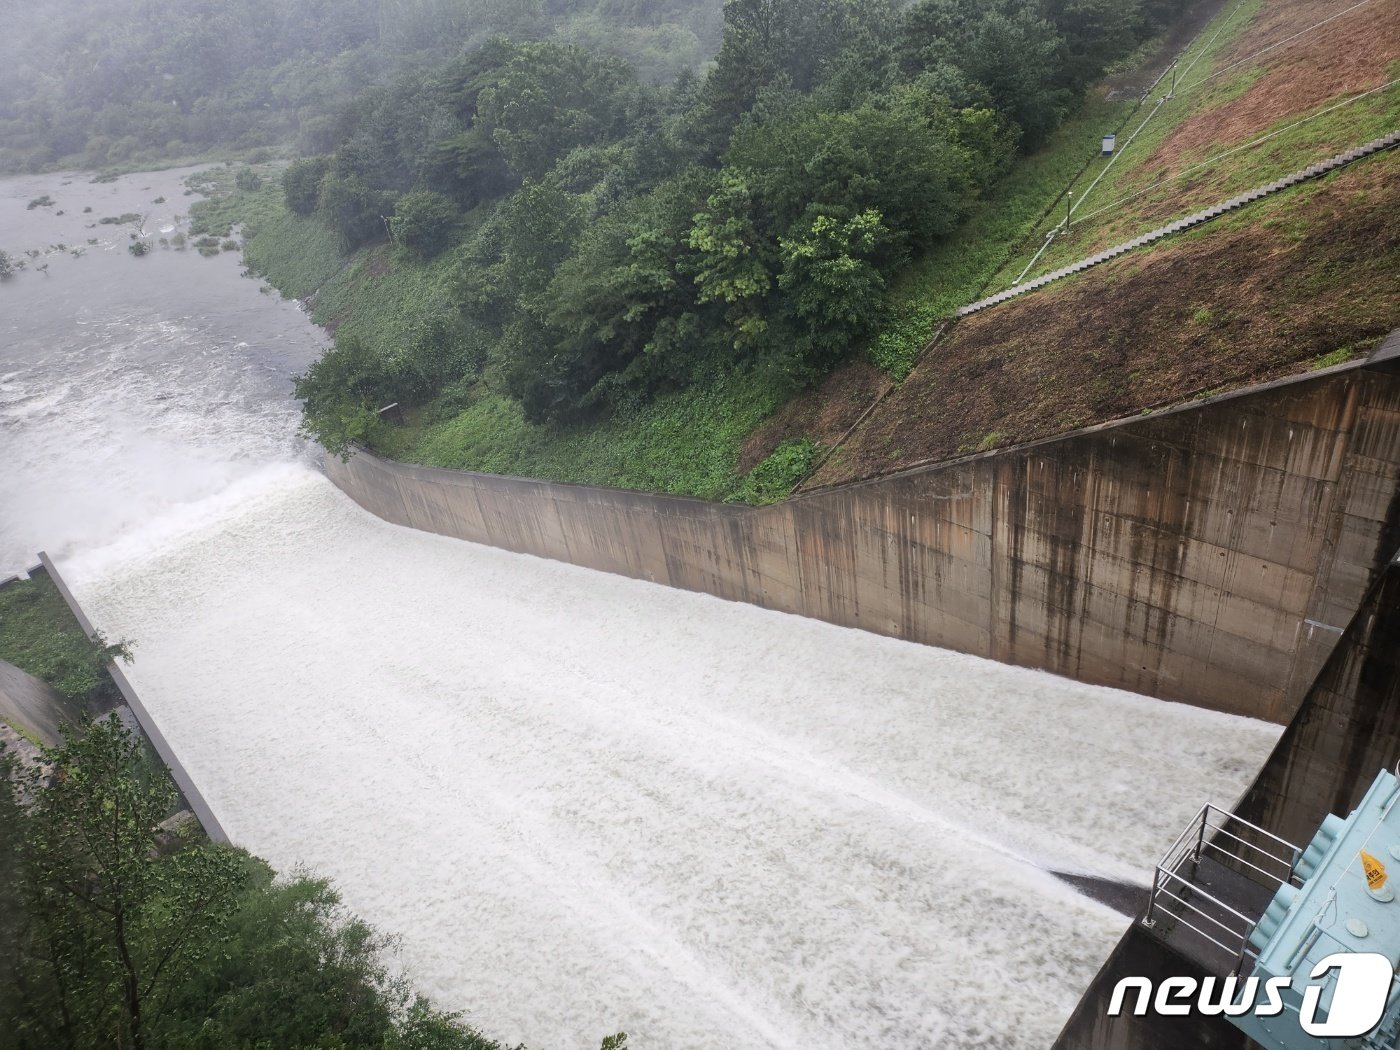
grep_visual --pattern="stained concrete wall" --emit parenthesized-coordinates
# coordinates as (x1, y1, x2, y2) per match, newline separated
(326, 343, 1400, 724)
(1234, 549, 1400, 844)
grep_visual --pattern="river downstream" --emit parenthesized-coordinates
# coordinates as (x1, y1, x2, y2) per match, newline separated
(0, 166, 1281, 1049)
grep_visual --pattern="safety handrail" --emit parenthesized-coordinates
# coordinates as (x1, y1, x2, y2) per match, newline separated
(1143, 804, 1302, 971)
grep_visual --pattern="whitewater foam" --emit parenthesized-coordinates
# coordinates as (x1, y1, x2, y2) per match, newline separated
(3, 164, 1281, 1050)
(66, 466, 1280, 1050)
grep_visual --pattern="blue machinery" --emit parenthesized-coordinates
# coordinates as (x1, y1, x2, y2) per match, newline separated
(1145, 771, 1400, 1048)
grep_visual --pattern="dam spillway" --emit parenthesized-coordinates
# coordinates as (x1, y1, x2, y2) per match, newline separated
(62, 464, 1280, 1049)
(3, 166, 1287, 1048)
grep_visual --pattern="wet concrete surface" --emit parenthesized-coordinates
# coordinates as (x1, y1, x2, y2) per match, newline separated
(0, 656, 80, 745)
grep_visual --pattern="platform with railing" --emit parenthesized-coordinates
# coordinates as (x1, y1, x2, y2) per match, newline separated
(1143, 803, 1303, 975)
(1141, 771, 1400, 1049)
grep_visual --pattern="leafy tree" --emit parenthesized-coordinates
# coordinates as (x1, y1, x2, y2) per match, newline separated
(696, 0, 895, 146)
(685, 170, 775, 352)
(902, 0, 1068, 145)
(390, 189, 461, 259)
(1045, 0, 1143, 91)
(316, 171, 394, 251)
(777, 208, 891, 368)
(4, 716, 246, 1050)
(726, 96, 974, 258)
(540, 169, 719, 412)
(457, 178, 585, 332)
(294, 333, 400, 456)
(475, 41, 637, 180)
(283, 155, 333, 215)
(422, 127, 517, 208)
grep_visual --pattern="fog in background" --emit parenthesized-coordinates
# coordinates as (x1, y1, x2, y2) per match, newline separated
(0, 0, 724, 174)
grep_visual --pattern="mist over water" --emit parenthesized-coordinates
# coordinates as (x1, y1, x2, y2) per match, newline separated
(1, 167, 1282, 1049)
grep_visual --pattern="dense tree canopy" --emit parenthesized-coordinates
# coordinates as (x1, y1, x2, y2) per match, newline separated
(1, 0, 1192, 441)
(288, 0, 1190, 440)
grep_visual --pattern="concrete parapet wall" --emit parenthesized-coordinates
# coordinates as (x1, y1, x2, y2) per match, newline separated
(38, 553, 229, 844)
(327, 350, 1400, 723)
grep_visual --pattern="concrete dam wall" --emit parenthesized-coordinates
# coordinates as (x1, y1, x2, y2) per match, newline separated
(1051, 546, 1400, 1049)
(326, 342, 1400, 724)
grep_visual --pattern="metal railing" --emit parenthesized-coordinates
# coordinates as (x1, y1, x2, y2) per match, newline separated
(1143, 804, 1302, 971)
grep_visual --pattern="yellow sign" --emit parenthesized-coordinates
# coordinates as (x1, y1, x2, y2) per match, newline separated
(1361, 850, 1388, 891)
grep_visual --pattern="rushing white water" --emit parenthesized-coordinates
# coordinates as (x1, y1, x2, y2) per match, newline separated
(2, 168, 1283, 1049)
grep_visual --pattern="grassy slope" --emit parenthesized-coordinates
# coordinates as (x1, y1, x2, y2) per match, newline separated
(807, 147, 1400, 487)
(870, 90, 1139, 379)
(409, 374, 793, 500)
(190, 172, 345, 299)
(987, 0, 1400, 288)
(0, 576, 113, 705)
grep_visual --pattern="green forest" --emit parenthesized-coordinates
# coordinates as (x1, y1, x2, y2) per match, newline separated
(260, 0, 1191, 482)
(4, 0, 1199, 495)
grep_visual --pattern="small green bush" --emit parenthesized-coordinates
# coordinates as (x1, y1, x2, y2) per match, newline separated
(731, 439, 821, 504)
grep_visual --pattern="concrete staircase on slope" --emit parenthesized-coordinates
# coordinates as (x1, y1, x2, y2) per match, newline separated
(958, 128, 1400, 318)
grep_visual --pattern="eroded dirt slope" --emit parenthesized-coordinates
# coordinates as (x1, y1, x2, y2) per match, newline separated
(806, 151, 1400, 488)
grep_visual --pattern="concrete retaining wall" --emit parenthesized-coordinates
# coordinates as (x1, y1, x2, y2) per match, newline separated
(38, 554, 229, 844)
(327, 343, 1400, 724)
(0, 657, 80, 747)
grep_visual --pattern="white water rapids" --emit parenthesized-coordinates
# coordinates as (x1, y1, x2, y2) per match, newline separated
(0, 167, 1282, 1049)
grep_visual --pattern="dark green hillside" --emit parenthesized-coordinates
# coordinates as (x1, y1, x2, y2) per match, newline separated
(201, 0, 1200, 500)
